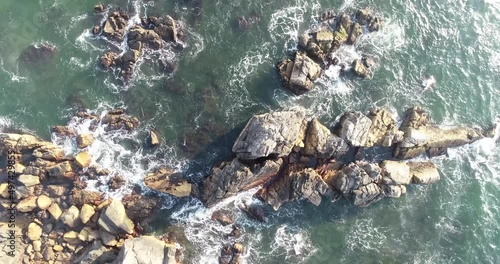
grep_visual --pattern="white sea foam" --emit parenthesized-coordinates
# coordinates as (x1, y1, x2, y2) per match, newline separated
(51, 104, 186, 200)
(270, 225, 316, 263)
(0, 57, 27, 83)
(170, 189, 259, 264)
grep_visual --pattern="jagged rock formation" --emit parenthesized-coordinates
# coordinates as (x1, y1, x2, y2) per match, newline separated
(256, 167, 338, 210)
(394, 106, 484, 159)
(278, 8, 383, 95)
(303, 118, 349, 158)
(202, 158, 282, 207)
(197, 106, 492, 212)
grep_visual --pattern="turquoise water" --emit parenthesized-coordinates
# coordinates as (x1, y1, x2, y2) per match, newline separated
(0, 0, 499, 263)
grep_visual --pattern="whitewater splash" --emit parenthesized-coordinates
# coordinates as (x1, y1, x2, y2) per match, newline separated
(271, 225, 317, 263)
(51, 104, 186, 199)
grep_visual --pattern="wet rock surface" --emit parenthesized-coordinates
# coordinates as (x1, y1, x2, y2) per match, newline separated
(144, 167, 193, 198)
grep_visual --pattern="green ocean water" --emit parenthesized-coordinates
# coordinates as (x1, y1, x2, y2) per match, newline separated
(0, 0, 499, 263)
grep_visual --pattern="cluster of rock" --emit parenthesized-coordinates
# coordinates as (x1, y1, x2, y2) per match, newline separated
(92, 4, 185, 82)
(193, 106, 489, 211)
(0, 112, 178, 263)
(278, 8, 383, 95)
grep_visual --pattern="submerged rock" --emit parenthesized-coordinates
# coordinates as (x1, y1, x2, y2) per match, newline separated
(101, 109, 139, 131)
(277, 52, 322, 95)
(148, 130, 160, 147)
(232, 111, 307, 160)
(211, 210, 235, 226)
(122, 194, 161, 223)
(19, 43, 57, 66)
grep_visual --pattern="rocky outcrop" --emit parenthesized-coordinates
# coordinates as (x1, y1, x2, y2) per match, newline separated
(277, 52, 322, 95)
(394, 106, 484, 159)
(93, 7, 185, 82)
(0, 124, 182, 264)
(202, 158, 282, 207)
(278, 8, 384, 94)
(232, 111, 307, 160)
(113, 236, 177, 264)
(101, 11, 129, 42)
(202, 106, 493, 210)
(144, 168, 192, 198)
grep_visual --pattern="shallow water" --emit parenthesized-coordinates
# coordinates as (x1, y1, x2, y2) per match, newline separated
(0, 0, 499, 263)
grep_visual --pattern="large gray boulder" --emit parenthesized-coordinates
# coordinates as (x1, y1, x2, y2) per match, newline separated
(113, 236, 176, 264)
(408, 162, 440, 184)
(232, 111, 307, 160)
(73, 241, 116, 264)
(303, 118, 349, 158)
(380, 160, 411, 185)
(277, 52, 322, 95)
(336, 111, 372, 147)
(97, 199, 134, 235)
(202, 158, 282, 207)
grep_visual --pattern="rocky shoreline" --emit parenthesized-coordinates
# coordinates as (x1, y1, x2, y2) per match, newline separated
(278, 8, 383, 95)
(0, 109, 181, 264)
